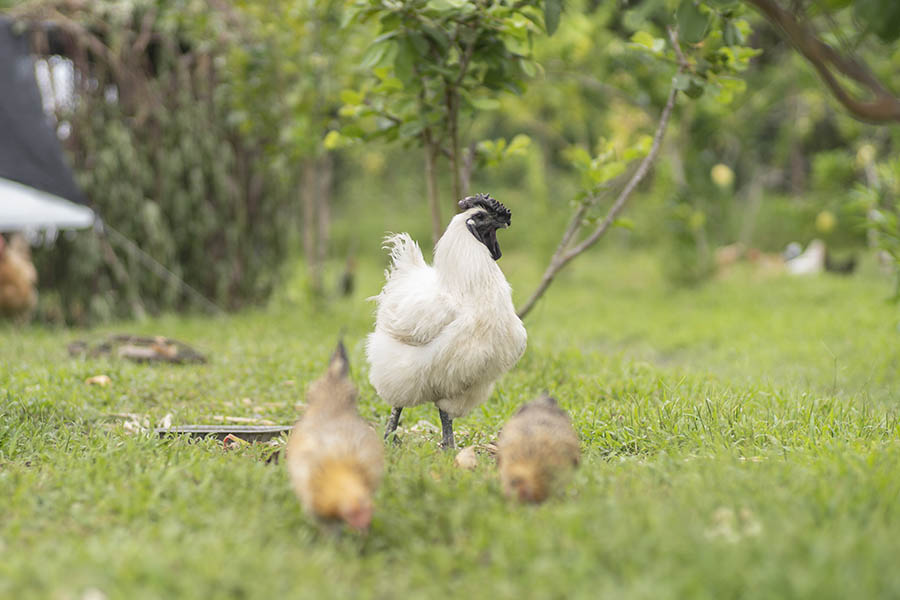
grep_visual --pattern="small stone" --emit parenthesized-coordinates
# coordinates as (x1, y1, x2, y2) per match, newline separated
(85, 375, 111, 386)
(454, 445, 478, 470)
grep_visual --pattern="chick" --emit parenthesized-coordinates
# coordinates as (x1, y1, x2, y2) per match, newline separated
(497, 394, 580, 503)
(285, 341, 384, 530)
(0, 233, 38, 321)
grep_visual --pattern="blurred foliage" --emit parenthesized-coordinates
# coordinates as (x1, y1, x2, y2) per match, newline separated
(333, 0, 553, 238)
(14, 0, 361, 324)
(3, 0, 900, 322)
(853, 150, 900, 299)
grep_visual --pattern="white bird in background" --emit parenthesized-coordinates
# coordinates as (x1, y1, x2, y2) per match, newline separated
(786, 239, 825, 275)
(367, 194, 527, 449)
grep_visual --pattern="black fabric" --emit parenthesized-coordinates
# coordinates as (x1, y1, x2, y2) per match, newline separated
(0, 17, 87, 205)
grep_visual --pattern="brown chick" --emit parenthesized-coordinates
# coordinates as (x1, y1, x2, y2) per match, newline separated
(0, 233, 38, 321)
(285, 341, 384, 530)
(497, 394, 580, 503)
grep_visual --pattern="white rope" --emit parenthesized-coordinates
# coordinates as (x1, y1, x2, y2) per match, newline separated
(97, 220, 224, 315)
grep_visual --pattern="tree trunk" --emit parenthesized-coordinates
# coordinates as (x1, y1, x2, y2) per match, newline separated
(447, 91, 462, 206)
(316, 153, 333, 271)
(301, 160, 322, 295)
(424, 136, 443, 246)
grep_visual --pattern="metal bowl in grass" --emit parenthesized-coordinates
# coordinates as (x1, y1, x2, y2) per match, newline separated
(155, 425, 292, 443)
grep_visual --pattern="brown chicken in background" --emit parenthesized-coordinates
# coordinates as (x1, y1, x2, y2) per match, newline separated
(285, 341, 384, 530)
(0, 233, 38, 321)
(497, 394, 581, 503)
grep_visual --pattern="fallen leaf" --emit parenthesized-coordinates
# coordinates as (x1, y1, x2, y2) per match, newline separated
(454, 445, 478, 470)
(150, 341, 178, 358)
(123, 419, 148, 434)
(85, 375, 111, 386)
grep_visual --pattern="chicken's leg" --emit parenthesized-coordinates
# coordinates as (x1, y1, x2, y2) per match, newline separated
(439, 409, 454, 450)
(384, 407, 403, 443)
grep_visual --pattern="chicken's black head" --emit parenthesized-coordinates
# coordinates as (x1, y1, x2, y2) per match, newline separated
(458, 193, 511, 261)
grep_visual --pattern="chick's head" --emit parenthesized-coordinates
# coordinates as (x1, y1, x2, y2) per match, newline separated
(501, 459, 550, 503)
(310, 459, 375, 531)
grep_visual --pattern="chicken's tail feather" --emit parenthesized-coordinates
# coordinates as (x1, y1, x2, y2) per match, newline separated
(382, 233, 426, 277)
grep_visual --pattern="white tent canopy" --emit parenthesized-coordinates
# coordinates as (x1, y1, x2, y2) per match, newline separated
(0, 176, 94, 232)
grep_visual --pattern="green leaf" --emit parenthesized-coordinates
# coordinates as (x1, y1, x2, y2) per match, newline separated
(422, 26, 450, 52)
(590, 160, 625, 184)
(631, 30, 665, 54)
(426, 0, 452, 11)
(676, 0, 711, 44)
(374, 77, 404, 93)
(564, 146, 593, 170)
(520, 59, 538, 78)
(544, 0, 562, 36)
(469, 97, 502, 111)
(623, 135, 653, 161)
(323, 130, 343, 150)
(685, 77, 706, 98)
(613, 217, 636, 231)
(394, 38, 416, 83)
(360, 42, 389, 70)
(723, 21, 742, 46)
(506, 134, 531, 156)
(339, 89, 364, 105)
(673, 72, 692, 91)
(398, 120, 425, 138)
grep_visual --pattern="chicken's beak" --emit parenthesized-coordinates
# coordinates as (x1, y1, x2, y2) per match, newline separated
(487, 229, 502, 261)
(342, 503, 374, 531)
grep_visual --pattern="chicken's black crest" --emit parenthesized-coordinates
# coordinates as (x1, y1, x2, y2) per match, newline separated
(458, 193, 511, 226)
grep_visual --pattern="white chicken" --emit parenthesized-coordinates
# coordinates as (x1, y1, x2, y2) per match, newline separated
(367, 194, 527, 449)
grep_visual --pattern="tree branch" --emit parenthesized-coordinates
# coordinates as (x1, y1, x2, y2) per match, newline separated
(516, 28, 686, 320)
(743, 0, 900, 123)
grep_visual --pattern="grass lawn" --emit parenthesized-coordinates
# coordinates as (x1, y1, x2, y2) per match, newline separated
(2, 249, 900, 599)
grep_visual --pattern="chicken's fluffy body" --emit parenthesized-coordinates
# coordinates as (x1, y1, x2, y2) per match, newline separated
(497, 395, 581, 503)
(0, 234, 37, 321)
(285, 345, 384, 530)
(367, 207, 527, 419)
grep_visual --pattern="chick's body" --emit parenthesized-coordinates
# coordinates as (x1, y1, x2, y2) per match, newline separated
(285, 343, 384, 530)
(0, 234, 37, 320)
(498, 395, 580, 503)
(367, 195, 526, 448)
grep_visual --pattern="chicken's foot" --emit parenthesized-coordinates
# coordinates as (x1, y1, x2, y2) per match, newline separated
(384, 407, 403, 444)
(439, 409, 455, 451)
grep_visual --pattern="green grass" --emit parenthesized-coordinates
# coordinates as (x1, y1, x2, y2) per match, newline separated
(2, 249, 900, 599)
